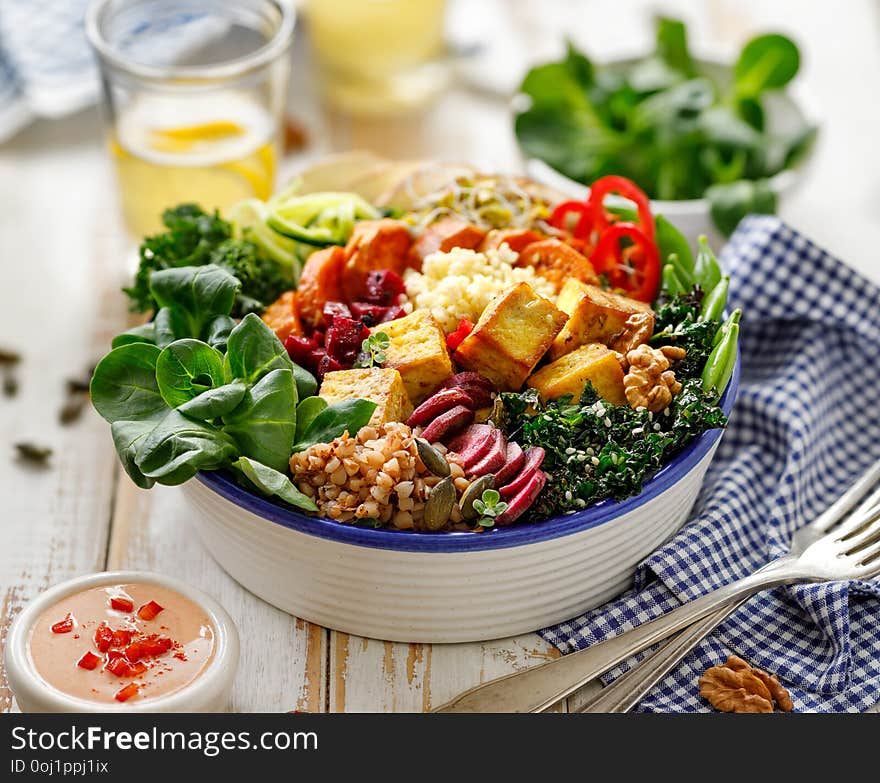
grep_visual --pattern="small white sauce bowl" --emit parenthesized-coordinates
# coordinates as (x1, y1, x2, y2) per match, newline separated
(5, 571, 239, 713)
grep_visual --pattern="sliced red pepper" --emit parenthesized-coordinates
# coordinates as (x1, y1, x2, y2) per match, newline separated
(111, 629, 132, 648)
(109, 596, 134, 613)
(94, 623, 114, 652)
(591, 222, 661, 303)
(77, 651, 101, 670)
(114, 683, 139, 703)
(445, 318, 474, 352)
(51, 613, 74, 634)
(585, 175, 655, 242)
(548, 200, 592, 239)
(137, 600, 164, 621)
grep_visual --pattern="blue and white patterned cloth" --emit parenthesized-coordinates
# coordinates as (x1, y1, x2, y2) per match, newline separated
(540, 215, 880, 712)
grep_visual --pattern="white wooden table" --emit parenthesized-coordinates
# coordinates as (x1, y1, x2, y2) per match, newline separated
(1, 0, 878, 713)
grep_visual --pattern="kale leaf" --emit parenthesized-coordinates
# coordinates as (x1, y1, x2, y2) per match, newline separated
(495, 379, 726, 519)
(651, 292, 720, 380)
(125, 204, 292, 317)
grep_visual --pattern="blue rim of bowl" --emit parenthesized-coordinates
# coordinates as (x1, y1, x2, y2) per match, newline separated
(197, 353, 740, 553)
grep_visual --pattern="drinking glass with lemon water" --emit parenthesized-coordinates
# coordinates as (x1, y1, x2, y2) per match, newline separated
(87, 0, 294, 237)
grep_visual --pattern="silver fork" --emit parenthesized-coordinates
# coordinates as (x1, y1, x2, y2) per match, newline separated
(576, 461, 880, 713)
(434, 470, 880, 713)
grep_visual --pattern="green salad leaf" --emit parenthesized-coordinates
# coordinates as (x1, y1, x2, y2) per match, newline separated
(292, 399, 378, 453)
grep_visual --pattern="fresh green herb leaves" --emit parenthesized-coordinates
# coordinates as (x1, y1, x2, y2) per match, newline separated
(355, 332, 390, 369)
(155, 339, 225, 408)
(233, 457, 317, 512)
(515, 18, 814, 234)
(472, 489, 509, 528)
(292, 399, 378, 453)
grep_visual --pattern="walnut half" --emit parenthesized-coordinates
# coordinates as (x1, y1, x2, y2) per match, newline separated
(622, 344, 685, 412)
(699, 655, 794, 713)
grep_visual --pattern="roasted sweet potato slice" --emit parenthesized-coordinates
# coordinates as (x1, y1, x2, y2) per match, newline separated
(516, 238, 599, 293)
(296, 245, 346, 329)
(410, 218, 486, 266)
(480, 229, 544, 255)
(261, 290, 303, 343)
(341, 219, 412, 302)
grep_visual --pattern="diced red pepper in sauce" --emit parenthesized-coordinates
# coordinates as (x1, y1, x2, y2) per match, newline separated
(106, 656, 131, 677)
(114, 683, 139, 703)
(124, 642, 144, 662)
(94, 623, 114, 652)
(77, 651, 101, 670)
(111, 629, 132, 648)
(51, 613, 74, 634)
(109, 596, 134, 613)
(140, 637, 173, 657)
(137, 601, 164, 621)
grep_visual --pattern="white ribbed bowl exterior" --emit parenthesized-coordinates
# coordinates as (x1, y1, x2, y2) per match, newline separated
(181, 439, 720, 643)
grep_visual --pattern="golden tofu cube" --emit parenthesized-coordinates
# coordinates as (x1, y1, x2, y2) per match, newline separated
(455, 282, 568, 391)
(319, 368, 413, 427)
(550, 280, 654, 360)
(528, 343, 627, 406)
(373, 309, 453, 404)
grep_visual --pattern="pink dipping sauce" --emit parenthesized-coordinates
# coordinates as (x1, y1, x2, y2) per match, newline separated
(28, 583, 215, 705)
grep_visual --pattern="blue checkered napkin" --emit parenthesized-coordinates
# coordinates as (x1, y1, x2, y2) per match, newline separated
(539, 215, 880, 712)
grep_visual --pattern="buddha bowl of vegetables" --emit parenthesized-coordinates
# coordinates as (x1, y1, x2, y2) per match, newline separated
(516, 17, 819, 243)
(91, 157, 740, 642)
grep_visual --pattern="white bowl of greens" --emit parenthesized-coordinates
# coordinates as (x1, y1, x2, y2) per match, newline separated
(516, 17, 819, 242)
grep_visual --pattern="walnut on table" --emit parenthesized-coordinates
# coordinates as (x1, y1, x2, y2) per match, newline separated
(699, 655, 794, 713)
(622, 343, 685, 412)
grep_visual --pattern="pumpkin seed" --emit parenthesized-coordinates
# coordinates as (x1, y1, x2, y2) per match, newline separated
(15, 442, 53, 464)
(424, 476, 455, 531)
(415, 437, 451, 477)
(459, 474, 496, 522)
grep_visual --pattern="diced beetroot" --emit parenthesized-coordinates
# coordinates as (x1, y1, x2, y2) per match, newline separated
(495, 470, 547, 526)
(420, 405, 474, 443)
(381, 304, 407, 322)
(317, 353, 345, 380)
(435, 372, 495, 408)
(406, 388, 475, 427)
(467, 428, 507, 477)
(363, 269, 406, 305)
(499, 447, 546, 499)
(493, 441, 525, 487)
(325, 316, 370, 365)
(322, 301, 352, 327)
(285, 334, 319, 366)
(349, 302, 409, 326)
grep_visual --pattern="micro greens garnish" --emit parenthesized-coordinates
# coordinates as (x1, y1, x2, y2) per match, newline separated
(472, 489, 508, 528)
(355, 332, 390, 369)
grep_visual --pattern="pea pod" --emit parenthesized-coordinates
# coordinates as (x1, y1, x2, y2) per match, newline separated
(694, 235, 722, 294)
(662, 259, 688, 297)
(700, 275, 730, 322)
(702, 317, 740, 399)
(655, 215, 695, 280)
(712, 308, 741, 347)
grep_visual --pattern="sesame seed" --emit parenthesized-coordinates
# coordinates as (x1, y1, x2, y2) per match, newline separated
(663, 407, 671, 417)
(604, 417, 612, 427)
(586, 448, 594, 456)
(648, 411, 654, 421)
(576, 499, 586, 508)
(591, 456, 600, 466)
(632, 427, 644, 435)
(564, 491, 573, 501)
(565, 447, 576, 455)
(577, 454, 587, 462)
(653, 423, 661, 431)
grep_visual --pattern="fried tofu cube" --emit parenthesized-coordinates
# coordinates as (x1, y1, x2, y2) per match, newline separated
(550, 280, 654, 361)
(455, 282, 569, 391)
(528, 343, 626, 406)
(372, 309, 453, 404)
(319, 368, 413, 427)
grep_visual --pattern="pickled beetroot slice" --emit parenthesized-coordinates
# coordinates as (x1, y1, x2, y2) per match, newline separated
(51, 613, 73, 634)
(493, 441, 525, 487)
(436, 372, 495, 408)
(499, 447, 546, 499)
(447, 423, 492, 454)
(420, 405, 474, 443)
(467, 428, 507, 477)
(496, 470, 547, 526)
(77, 651, 101, 670)
(110, 596, 133, 613)
(137, 600, 164, 621)
(406, 388, 475, 427)
(114, 683, 139, 703)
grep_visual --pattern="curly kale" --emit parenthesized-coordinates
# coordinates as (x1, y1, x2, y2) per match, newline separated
(125, 204, 293, 317)
(651, 292, 720, 380)
(495, 380, 727, 519)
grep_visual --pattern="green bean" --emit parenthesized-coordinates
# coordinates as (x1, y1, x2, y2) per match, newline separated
(712, 308, 741, 347)
(662, 261, 687, 296)
(702, 320, 739, 399)
(655, 215, 695, 280)
(700, 275, 729, 322)
(694, 235, 722, 293)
